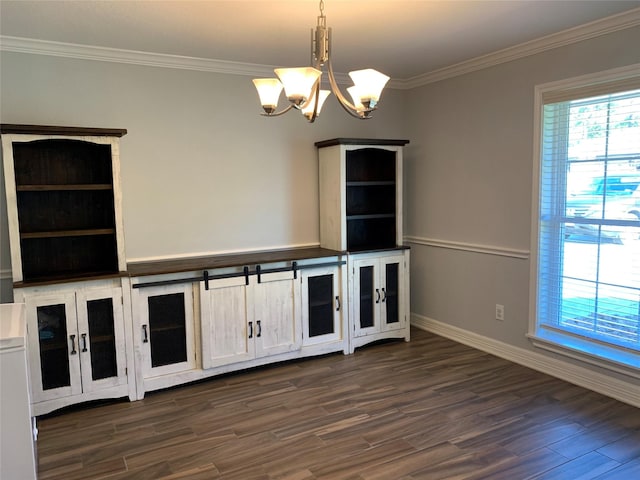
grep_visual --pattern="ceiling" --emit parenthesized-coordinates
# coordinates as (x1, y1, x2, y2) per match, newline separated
(1, 0, 640, 80)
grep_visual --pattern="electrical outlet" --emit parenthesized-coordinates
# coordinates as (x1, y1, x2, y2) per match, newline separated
(495, 304, 505, 321)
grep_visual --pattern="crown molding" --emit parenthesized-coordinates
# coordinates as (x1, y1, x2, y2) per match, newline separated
(0, 35, 277, 77)
(2, 7, 639, 90)
(0, 35, 359, 87)
(398, 6, 640, 90)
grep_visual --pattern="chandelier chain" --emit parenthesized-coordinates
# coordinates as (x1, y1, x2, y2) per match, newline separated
(319, 0, 324, 17)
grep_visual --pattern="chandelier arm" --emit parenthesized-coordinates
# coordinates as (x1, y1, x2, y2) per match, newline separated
(260, 104, 295, 117)
(309, 77, 321, 123)
(327, 60, 372, 119)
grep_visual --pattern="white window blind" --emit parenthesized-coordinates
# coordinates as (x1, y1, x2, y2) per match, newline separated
(536, 74, 640, 359)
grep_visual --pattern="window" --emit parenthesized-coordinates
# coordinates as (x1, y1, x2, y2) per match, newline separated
(530, 66, 640, 373)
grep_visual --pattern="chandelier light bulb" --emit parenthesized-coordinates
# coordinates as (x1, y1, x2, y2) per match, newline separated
(347, 86, 370, 118)
(301, 89, 331, 119)
(348, 69, 390, 109)
(252, 78, 284, 114)
(275, 67, 322, 107)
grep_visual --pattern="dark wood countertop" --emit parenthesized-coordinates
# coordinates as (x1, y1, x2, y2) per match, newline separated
(12, 246, 410, 287)
(126, 246, 345, 277)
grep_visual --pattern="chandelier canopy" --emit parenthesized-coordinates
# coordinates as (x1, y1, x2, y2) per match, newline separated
(252, 0, 390, 122)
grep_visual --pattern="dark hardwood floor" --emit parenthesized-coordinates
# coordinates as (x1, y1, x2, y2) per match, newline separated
(36, 328, 640, 480)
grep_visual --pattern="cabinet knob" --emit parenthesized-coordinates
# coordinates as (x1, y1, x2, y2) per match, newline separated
(381, 288, 386, 302)
(257, 320, 262, 338)
(142, 325, 149, 343)
(335, 296, 341, 311)
(376, 289, 381, 304)
(248, 321, 253, 339)
(81, 333, 88, 352)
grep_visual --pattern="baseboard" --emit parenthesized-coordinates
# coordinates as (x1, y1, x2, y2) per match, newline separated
(411, 313, 640, 408)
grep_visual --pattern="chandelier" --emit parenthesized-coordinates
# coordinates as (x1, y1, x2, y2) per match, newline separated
(252, 0, 390, 122)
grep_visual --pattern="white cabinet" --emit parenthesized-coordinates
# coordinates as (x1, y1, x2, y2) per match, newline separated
(252, 270, 301, 357)
(2, 125, 132, 415)
(0, 303, 37, 480)
(316, 138, 411, 352)
(129, 250, 344, 399)
(200, 275, 251, 368)
(301, 265, 347, 351)
(200, 269, 300, 369)
(317, 138, 408, 252)
(132, 282, 197, 385)
(349, 251, 410, 352)
(1, 125, 127, 283)
(15, 281, 131, 415)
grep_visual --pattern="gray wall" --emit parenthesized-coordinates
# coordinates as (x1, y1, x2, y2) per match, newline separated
(0, 51, 407, 301)
(405, 26, 640, 382)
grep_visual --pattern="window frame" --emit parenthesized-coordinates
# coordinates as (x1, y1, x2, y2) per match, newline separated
(528, 64, 640, 377)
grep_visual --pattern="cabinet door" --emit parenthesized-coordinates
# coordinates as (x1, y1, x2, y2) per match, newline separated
(252, 270, 301, 357)
(301, 267, 343, 345)
(200, 276, 253, 369)
(137, 284, 196, 378)
(352, 257, 380, 338)
(380, 255, 406, 332)
(25, 293, 82, 403)
(75, 288, 127, 393)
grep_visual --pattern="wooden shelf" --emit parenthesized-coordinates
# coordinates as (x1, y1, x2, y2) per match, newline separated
(149, 325, 186, 334)
(309, 300, 333, 309)
(38, 341, 68, 353)
(17, 184, 113, 191)
(89, 335, 116, 344)
(347, 214, 395, 221)
(346, 181, 395, 187)
(21, 228, 115, 239)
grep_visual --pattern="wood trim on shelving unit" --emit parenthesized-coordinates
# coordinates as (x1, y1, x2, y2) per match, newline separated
(314, 138, 410, 148)
(0, 124, 127, 137)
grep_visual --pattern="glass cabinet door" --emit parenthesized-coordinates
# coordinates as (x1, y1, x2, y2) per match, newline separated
(37, 304, 72, 390)
(148, 292, 188, 368)
(76, 287, 127, 392)
(352, 257, 380, 337)
(136, 283, 196, 378)
(380, 255, 405, 332)
(352, 254, 406, 338)
(302, 266, 343, 345)
(86, 298, 117, 380)
(309, 274, 334, 337)
(383, 262, 400, 326)
(359, 265, 375, 329)
(25, 293, 82, 403)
